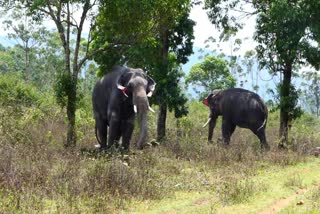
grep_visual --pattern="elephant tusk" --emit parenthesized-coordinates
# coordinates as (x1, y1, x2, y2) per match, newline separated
(257, 118, 266, 131)
(117, 84, 128, 97)
(147, 91, 153, 97)
(202, 117, 211, 128)
(133, 105, 137, 113)
(148, 106, 155, 113)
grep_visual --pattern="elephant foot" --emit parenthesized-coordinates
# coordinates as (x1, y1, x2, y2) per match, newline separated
(95, 144, 107, 149)
(261, 143, 270, 152)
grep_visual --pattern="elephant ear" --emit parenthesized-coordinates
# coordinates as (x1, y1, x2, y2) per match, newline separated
(146, 75, 156, 97)
(117, 70, 133, 97)
(204, 89, 222, 107)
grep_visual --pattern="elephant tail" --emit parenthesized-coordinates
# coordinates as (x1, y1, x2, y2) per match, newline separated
(257, 118, 266, 131)
(95, 124, 101, 144)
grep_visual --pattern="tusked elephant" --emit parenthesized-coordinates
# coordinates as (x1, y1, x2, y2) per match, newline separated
(92, 65, 156, 150)
(202, 88, 269, 150)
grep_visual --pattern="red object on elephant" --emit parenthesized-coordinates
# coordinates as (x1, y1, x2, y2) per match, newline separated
(202, 98, 209, 106)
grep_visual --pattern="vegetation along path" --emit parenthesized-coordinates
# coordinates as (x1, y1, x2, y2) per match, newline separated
(130, 157, 320, 213)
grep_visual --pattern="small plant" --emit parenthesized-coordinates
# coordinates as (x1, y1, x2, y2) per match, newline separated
(217, 177, 257, 204)
(308, 186, 320, 211)
(284, 175, 304, 189)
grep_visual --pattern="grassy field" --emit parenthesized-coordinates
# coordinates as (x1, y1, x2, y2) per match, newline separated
(1, 92, 320, 213)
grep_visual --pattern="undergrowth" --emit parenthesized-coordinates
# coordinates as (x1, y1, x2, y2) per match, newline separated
(0, 76, 319, 212)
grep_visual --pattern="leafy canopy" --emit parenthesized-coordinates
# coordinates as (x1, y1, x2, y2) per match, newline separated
(186, 55, 236, 98)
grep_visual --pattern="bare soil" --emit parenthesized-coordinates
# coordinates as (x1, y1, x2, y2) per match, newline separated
(260, 183, 320, 214)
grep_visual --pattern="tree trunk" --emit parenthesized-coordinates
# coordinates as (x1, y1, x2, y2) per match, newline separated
(279, 63, 292, 147)
(157, 104, 167, 141)
(66, 75, 77, 147)
(156, 29, 169, 142)
(315, 76, 320, 117)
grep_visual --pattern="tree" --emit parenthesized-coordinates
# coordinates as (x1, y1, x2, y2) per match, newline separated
(185, 55, 236, 99)
(2, 6, 50, 83)
(150, 1, 194, 141)
(18, 0, 103, 146)
(253, 0, 310, 145)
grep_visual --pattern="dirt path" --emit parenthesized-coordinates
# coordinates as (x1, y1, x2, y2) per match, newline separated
(259, 183, 320, 214)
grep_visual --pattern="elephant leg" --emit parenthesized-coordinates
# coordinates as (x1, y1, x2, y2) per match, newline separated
(221, 120, 236, 145)
(108, 119, 121, 149)
(121, 118, 135, 150)
(96, 119, 108, 148)
(252, 128, 270, 151)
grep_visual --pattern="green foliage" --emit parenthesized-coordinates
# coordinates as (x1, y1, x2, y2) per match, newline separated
(186, 55, 236, 99)
(0, 73, 57, 145)
(254, 0, 309, 71)
(0, 73, 40, 107)
(283, 175, 304, 189)
(152, 53, 189, 118)
(92, 0, 156, 72)
(267, 84, 303, 120)
(217, 177, 261, 205)
(54, 73, 72, 108)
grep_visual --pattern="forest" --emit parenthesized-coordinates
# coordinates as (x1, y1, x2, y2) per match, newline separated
(0, 0, 320, 213)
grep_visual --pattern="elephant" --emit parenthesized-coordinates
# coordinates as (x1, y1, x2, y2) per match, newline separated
(92, 65, 156, 150)
(202, 88, 269, 150)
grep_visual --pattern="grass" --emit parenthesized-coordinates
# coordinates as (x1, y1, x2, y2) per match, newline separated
(0, 99, 320, 213)
(279, 184, 320, 214)
(131, 158, 320, 213)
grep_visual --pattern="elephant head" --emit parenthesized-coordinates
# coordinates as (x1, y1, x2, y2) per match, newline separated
(203, 90, 222, 118)
(116, 68, 156, 149)
(202, 90, 223, 142)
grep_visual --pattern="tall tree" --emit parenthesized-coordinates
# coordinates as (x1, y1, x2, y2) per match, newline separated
(2, 6, 50, 83)
(151, 1, 194, 141)
(19, 0, 103, 146)
(253, 0, 309, 145)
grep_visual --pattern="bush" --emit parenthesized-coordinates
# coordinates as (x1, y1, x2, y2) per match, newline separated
(0, 73, 41, 107)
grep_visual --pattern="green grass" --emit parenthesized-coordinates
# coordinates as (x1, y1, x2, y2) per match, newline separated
(130, 158, 320, 214)
(280, 182, 320, 214)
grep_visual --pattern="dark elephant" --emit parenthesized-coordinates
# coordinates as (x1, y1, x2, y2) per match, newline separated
(202, 88, 269, 149)
(92, 65, 156, 150)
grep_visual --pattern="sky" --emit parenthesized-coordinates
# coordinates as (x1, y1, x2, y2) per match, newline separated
(189, 1, 257, 56)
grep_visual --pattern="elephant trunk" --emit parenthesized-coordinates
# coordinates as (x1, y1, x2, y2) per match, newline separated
(133, 87, 150, 149)
(208, 115, 218, 143)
